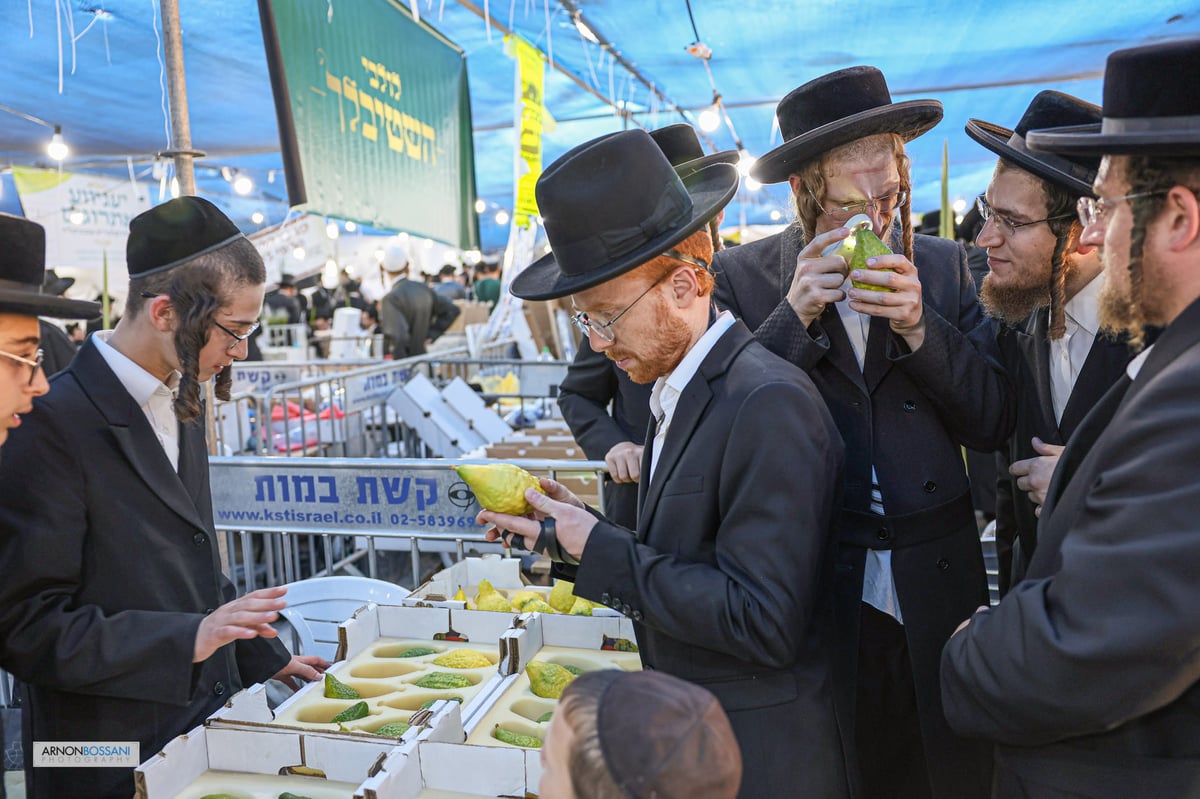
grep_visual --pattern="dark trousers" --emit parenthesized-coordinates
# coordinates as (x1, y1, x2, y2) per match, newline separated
(856, 603, 933, 799)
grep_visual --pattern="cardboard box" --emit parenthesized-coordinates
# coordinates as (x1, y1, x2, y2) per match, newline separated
(134, 723, 410, 799)
(355, 739, 538, 799)
(403, 555, 619, 618)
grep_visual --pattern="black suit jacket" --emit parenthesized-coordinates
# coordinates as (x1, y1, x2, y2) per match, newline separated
(994, 307, 1132, 593)
(0, 340, 290, 799)
(379, 278, 460, 358)
(573, 321, 850, 798)
(713, 223, 1010, 798)
(942, 298, 1200, 798)
(557, 337, 652, 529)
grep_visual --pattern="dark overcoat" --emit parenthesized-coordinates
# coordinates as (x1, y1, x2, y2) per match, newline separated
(942, 297, 1200, 798)
(0, 340, 290, 799)
(993, 308, 1132, 593)
(713, 223, 1011, 798)
(571, 321, 851, 798)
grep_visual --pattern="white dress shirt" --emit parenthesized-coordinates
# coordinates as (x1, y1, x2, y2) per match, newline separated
(648, 310, 736, 481)
(836, 283, 903, 623)
(1049, 275, 1102, 424)
(93, 331, 183, 471)
(1126, 344, 1153, 380)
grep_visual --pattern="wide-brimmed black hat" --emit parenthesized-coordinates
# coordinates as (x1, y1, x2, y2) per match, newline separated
(752, 66, 943, 184)
(510, 129, 739, 301)
(650, 124, 739, 178)
(967, 91, 1101, 196)
(42, 268, 75, 297)
(0, 214, 100, 319)
(1027, 39, 1200, 157)
(127, 196, 246, 278)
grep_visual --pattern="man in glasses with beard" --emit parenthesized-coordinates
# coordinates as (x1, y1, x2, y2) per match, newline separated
(943, 39, 1200, 797)
(965, 91, 1134, 594)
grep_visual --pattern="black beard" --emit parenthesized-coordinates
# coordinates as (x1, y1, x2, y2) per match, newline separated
(979, 274, 1049, 325)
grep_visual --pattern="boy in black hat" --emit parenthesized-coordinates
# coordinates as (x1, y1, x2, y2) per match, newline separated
(557, 123, 737, 530)
(965, 91, 1133, 594)
(943, 38, 1200, 798)
(478, 128, 848, 798)
(0, 197, 328, 799)
(712, 65, 1009, 799)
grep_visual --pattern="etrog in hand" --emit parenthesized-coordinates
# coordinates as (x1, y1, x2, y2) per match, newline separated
(848, 226, 895, 292)
(453, 463, 545, 515)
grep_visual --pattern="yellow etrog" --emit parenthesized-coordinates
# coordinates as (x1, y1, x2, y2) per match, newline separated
(475, 579, 515, 612)
(452, 586, 467, 602)
(493, 725, 542, 748)
(568, 596, 593, 616)
(509, 590, 543, 610)
(432, 648, 492, 669)
(548, 579, 577, 614)
(849, 226, 895, 292)
(526, 661, 575, 699)
(452, 463, 545, 515)
(324, 673, 361, 699)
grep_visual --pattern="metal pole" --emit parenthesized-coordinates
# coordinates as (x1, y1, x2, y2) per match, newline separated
(158, 0, 204, 194)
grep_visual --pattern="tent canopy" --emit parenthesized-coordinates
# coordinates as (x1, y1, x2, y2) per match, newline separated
(1, 1, 1196, 253)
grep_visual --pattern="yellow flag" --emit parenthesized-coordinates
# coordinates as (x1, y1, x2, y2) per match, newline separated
(507, 35, 545, 228)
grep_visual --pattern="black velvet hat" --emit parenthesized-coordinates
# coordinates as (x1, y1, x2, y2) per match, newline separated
(126, 196, 246, 278)
(967, 91, 1102, 196)
(41, 269, 75, 297)
(510, 129, 739, 301)
(1027, 39, 1200, 156)
(649, 124, 739, 178)
(0, 214, 100, 319)
(752, 66, 943, 184)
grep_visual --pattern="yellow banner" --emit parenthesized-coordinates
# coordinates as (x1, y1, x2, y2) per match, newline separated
(508, 35, 544, 228)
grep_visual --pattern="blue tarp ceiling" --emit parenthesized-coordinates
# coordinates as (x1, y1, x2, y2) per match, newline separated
(1, 0, 1198, 255)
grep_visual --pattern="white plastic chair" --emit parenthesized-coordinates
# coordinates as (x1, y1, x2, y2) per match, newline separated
(274, 576, 407, 662)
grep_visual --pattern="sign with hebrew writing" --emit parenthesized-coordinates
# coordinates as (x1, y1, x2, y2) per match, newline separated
(259, 0, 480, 248)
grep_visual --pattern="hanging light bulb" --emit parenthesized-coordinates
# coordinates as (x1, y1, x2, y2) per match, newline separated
(495, 209, 510, 225)
(325, 221, 340, 239)
(292, 246, 306, 260)
(47, 126, 69, 161)
(251, 211, 265, 225)
(474, 198, 487, 214)
(698, 105, 721, 133)
(344, 220, 357, 233)
(770, 209, 783, 222)
(68, 206, 85, 225)
(736, 150, 756, 178)
(952, 197, 967, 214)
(233, 174, 254, 195)
(744, 177, 762, 192)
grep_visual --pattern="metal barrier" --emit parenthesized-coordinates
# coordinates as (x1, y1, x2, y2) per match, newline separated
(211, 456, 608, 591)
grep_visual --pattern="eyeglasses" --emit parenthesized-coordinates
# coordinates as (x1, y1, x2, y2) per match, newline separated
(976, 196, 1074, 236)
(1076, 191, 1169, 228)
(0, 348, 44, 386)
(809, 188, 908, 221)
(570, 249, 708, 343)
(140, 292, 260, 353)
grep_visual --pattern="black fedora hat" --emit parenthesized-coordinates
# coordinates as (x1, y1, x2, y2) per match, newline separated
(42, 268, 76, 297)
(0, 214, 100, 319)
(127, 196, 246, 278)
(510, 129, 739, 301)
(1027, 39, 1200, 157)
(967, 91, 1101, 196)
(752, 66, 943, 185)
(649, 124, 739, 178)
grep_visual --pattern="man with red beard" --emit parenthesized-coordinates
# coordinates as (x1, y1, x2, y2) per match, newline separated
(966, 91, 1134, 594)
(942, 39, 1200, 797)
(479, 129, 849, 798)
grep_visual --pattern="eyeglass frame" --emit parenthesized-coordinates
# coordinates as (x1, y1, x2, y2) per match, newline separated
(569, 249, 708, 343)
(139, 291, 261, 353)
(1076, 191, 1169, 229)
(808, 187, 909, 220)
(976, 196, 1075, 236)
(0, 348, 45, 386)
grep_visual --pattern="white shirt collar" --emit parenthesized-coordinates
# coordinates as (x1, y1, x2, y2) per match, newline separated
(1126, 344, 1153, 380)
(1064, 272, 1102, 338)
(92, 330, 181, 405)
(649, 310, 736, 426)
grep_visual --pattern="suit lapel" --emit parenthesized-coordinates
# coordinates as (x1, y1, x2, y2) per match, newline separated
(636, 323, 750, 539)
(862, 315, 892, 392)
(822, 309, 869, 393)
(1019, 310, 1058, 435)
(72, 341, 209, 533)
(1059, 333, 1132, 438)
